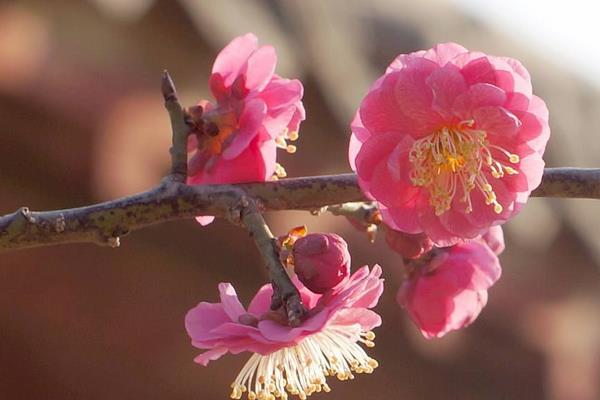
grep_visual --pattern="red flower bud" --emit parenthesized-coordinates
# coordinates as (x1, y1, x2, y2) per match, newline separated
(292, 233, 351, 294)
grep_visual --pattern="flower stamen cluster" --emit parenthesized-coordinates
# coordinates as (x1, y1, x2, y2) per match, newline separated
(229, 328, 378, 400)
(409, 120, 520, 215)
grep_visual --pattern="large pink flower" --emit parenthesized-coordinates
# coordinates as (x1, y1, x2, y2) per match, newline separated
(397, 236, 502, 339)
(188, 33, 305, 224)
(350, 43, 549, 246)
(185, 265, 383, 399)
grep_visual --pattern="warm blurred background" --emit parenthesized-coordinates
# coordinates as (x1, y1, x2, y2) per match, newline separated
(1, 0, 600, 399)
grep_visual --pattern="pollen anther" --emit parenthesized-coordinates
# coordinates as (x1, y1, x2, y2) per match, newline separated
(409, 122, 518, 215)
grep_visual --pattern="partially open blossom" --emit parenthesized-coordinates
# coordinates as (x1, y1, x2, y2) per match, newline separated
(384, 228, 434, 259)
(292, 233, 351, 293)
(398, 238, 501, 339)
(350, 43, 550, 246)
(185, 266, 383, 399)
(188, 33, 305, 225)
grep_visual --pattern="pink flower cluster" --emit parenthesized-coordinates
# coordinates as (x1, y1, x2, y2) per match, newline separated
(187, 33, 305, 224)
(182, 36, 551, 397)
(350, 43, 549, 246)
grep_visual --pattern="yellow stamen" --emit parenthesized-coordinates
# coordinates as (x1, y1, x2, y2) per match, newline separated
(286, 145, 297, 154)
(409, 122, 519, 215)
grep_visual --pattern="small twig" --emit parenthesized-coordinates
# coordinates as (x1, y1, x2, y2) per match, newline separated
(326, 201, 379, 221)
(162, 70, 191, 182)
(241, 199, 306, 326)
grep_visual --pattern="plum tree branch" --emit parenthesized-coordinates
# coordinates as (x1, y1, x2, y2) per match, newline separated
(0, 168, 598, 252)
(241, 199, 306, 326)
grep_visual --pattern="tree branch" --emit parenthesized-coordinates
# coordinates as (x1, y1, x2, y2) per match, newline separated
(241, 200, 306, 326)
(1, 168, 600, 252)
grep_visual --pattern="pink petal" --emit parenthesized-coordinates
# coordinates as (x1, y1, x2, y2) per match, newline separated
(185, 302, 231, 341)
(195, 216, 216, 226)
(348, 133, 362, 171)
(354, 131, 404, 181)
(212, 33, 258, 86)
(393, 67, 445, 136)
(517, 151, 545, 191)
(189, 137, 270, 185)
(426, 63, 468, 117)
(248, 283, 274, 316)
(503, 91, 530, 113)
(464, 175, 515, 228)
(331, 308, 382, 331)
(222, 99, 267, 160)
(258, 310, 330, 343)
(359, 73, 411, 136)
(417, 192, 462, 246)
(480, 225, 505, 255)
(439, 206, 486, 239)
(350, 111, 370, 142)
(381, 205, 423, 234)
(243, 45, 277, 91)
(369, 159, 420, 209)
(452, 83, 507, 120)
(460, 56, 498, 87)
(260, 77, 303, 111)
(218, 283, 247, 320)
(423, 42, 469, 66)
(473, 106, 521, 139)
(450, 241, 501, 289)
(512, 110, 550, 155)
(209, 73, 229, 103)
(387, 50, 428, 72)
(528, 94, 549, 121)
(193, 347, 228, 366)
(263, 106, 296, 139)
(502, 57, 531, 81)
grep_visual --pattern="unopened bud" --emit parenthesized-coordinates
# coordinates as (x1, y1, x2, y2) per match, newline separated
(292, 233, 351, 294)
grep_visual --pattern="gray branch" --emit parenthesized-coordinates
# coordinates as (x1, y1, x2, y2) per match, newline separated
(0, 168, 598, 252)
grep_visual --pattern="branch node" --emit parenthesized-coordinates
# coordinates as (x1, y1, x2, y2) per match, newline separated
(20, 207, 36, 223)
(55, 214, 66, 233)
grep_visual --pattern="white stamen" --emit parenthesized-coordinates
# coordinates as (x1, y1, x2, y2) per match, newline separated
(229, 327, 378, 400)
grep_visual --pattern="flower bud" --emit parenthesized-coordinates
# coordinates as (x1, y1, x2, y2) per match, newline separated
(398, 240, 501, 339)
(292, 233, 351, 294)
(384, 228, 434, 259)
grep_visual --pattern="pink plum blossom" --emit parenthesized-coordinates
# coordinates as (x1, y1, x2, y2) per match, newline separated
(185, 265, 383, 399)
(292, 233, 351, 293)
(350, 43, 550, 246)
(187, 33, 305, 225)
(397, 237, 501, 339)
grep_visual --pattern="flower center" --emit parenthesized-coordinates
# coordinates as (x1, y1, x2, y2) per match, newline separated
(409, 120, 519, 216)
(229, 328, 378, 400)
(199, 110, 238, 155)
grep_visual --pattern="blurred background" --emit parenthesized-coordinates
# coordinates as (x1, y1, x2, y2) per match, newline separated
(1, 0, 600, 399)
